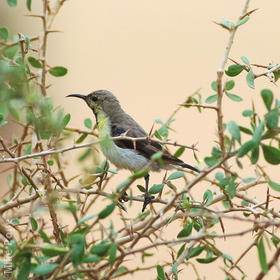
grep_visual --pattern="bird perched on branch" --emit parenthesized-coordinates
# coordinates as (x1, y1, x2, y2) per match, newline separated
(67, 90, 199, 211)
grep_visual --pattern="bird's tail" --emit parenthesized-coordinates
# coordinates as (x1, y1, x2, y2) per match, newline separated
(180, 163, 200, 173)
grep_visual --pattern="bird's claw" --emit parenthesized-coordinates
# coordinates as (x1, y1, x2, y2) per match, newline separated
(119, 191, 129, 202)
(141, 195, 155, 212)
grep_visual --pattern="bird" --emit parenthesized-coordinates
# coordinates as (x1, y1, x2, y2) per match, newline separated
(67, 90, 199, 211)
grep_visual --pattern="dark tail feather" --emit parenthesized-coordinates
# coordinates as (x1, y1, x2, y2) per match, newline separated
(180, 163, 200, 173)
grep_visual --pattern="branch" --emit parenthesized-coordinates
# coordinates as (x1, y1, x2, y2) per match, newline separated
(0, 135, 198, 164)
(180, 103, 218, 111)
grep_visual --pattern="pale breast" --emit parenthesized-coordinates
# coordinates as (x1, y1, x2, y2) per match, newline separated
(101, 145, 149, 172)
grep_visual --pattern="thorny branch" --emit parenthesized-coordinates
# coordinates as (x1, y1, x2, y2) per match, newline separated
(0, 135, 198, 164)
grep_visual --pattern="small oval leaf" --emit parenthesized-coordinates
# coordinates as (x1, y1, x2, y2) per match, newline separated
(28, 56, 42, 68)
(149, 184, 164, 194)
(49, 66, 68, 77)
(225, 92, 243, 102)
(261, 89, 273, 111)
(237, 140, 256, 157)
(98, 203, 116, 219)
(246, 69, 255, 89)
(205, 94, 218, 104)
(167, 171, 184, 181)
(225, 64, 244, 77)
(262, 144, 280, 165)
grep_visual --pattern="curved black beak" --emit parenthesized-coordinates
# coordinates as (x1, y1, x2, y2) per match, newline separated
(66, 94, 86, 100)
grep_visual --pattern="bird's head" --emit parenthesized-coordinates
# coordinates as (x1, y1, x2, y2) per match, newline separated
(67, 90, 121, 117)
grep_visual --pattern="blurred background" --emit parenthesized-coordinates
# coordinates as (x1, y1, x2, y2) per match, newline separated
(1, 0, 279, 278)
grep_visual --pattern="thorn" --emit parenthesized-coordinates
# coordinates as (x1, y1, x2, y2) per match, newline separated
(148, 123, 154, 137)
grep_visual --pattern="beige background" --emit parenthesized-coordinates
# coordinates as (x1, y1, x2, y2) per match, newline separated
(1, 0, 280, 279)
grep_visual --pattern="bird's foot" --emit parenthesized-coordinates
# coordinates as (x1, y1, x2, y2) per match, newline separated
(119, 191, 129, 202)
(141, 194, 155, 212)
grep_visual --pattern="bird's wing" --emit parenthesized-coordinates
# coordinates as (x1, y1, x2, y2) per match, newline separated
(110, 122, 187, 166)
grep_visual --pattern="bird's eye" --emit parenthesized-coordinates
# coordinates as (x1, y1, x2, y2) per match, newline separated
(92, 96, 98, 102)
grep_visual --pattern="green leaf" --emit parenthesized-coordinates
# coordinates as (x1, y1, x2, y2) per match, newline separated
(273, 69, 280, 82)
(242, 177, 256, 184)
(246, 69, 255, 89)
(167, 171, 184, 181)
(272, 236, 280, 248)
(219, 20, 235, 30)
(39, 230, 51, 243)
(7, 0, 17, 6)
(250, 146, 259, 164)
(225, 64, 244, 77)
(211, 81, 217, 91)
(196, 256, 218, 264)
(130, 169, 148, 179)
(0, 27, 8, 41)
(223, 253, 233, 267)
(62, 113, 71, 129)
(77, 214, 97, 225)
(228, 120, 241, 142)
(84, 118, 92, 129)
(4, 45, 19, 59)
(68, 233, 86, 266)
(76, 133, 88, 144)
(268, 180, 280, 192)
(177, 244, 186, 258)
(203, 189, 213, 206)
(25, 143, 32, 155)
(204, 156, 219, 167)
(225, 80, 235, 90)
(112, 266, 128, 278)
(242, 110, 254, 117)
(240, 56, 250, 66)
(98, 203, 116, 219)
(137, 184, 146, 193)
(149, 184, 164, 194)
(49, 66, 68, 77)
(225, 182, 236, 199)
(186, 246, 205, 260)
(172, 263, 178, 280)
(30, 217, 38, 231)
(239, 125, 253, 135)
(235, 16, 249, 27)
(151, 151, 163, 161)
(174, 147, 185, 158)
(253, 121, 264, 144)
(41, 245, 68, 257)
(0, 113, 8, 126)
(156, 265, 165, 280)
(205, 94, 218, 104)
(82, 254, 101, 263)
(17, 254, 31, 280)
(225, 92, 243, 102)
(90, 241, 110, 257)
(177, 222, 192, 238)
(78, 148, 91, 161)
(237, 140, 255, 157)
(261, 89, 273, 111)
(262, 144, 280, 164)
(28, 56, 42, 68)
(32, 264, 57, 275)
(109, 243, 117, 264)
(116, 178, 132, 192)
(26, 0, 32, 11)
(265, 108, 279, 129)
(257, 237, 268, 274)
